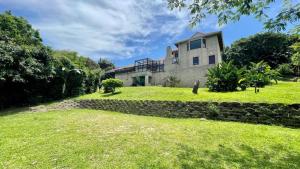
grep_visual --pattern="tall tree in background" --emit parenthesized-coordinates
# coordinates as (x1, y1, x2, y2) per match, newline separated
(98, 58, 115, 71)
(0, 11, 102, 109)
(291, 37, 300, 76)
(223, 32, 298, 68)
(168, 0, 300, 32)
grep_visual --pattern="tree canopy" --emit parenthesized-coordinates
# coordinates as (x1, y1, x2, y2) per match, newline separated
(0, 11, 102, 109)
(0, 11, 42, 46)
(223, 32, 298, 68)
(168, 0, 300, 32)
(98, 58, 115, 71)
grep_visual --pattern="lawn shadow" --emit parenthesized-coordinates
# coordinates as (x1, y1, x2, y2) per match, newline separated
(102, 91, 122, 97)
(0, 107, 30, 116)
(176, 143, 300, 169)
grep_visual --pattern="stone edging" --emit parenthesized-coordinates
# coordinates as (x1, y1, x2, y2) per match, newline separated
(69, 99, 300, 128)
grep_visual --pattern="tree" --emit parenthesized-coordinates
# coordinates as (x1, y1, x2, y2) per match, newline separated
(168, 0, 300, 32)
(0, 11, 42, 46)
(98, 58, 115, 71)
(223, 32, 297, 68)
(53, 50, 100, 71)
(245, 61, 279, 92)
(291, 41, 300, 76)
(0, 11, 102, 109)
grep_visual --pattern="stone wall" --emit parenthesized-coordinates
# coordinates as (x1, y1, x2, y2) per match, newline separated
(73, 99, 300, 128)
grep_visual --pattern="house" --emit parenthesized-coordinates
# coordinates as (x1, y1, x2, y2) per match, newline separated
(107, 31, 224, 87)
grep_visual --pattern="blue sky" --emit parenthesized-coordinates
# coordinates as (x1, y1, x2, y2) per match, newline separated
(0, 0, 295, 67)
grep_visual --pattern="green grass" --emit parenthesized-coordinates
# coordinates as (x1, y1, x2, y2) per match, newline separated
(77, 81, 300, 104)
(1, 109, 300, 168)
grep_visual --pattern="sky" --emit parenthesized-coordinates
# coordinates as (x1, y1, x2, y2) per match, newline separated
(0, 0, 296, 67)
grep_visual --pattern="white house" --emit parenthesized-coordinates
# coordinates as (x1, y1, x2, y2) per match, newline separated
(107, 31, 224, 87)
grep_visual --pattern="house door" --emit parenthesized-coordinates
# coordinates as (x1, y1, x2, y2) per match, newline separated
(132, 76, 145, 86)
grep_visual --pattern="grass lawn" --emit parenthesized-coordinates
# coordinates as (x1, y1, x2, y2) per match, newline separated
(1, 109, 300, 168)
(77, 81, 300, 104)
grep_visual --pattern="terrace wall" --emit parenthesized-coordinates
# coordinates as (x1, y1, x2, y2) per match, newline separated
(68, 99, 300, 128)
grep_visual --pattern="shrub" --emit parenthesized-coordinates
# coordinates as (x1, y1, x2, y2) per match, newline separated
(276, 63, 293, 76)
(246, 61, 279, 88)
(163, 75, 180, 87)
(206, 61, 241, 92)
(102, 78, 123, 93)
(238, 78, 248, 91)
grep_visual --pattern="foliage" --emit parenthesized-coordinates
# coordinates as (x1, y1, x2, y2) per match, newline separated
(276, 63, 294, 76)
(245, 61, 279, 88)
(102, 78, 123, 93)
(238, 78, 248, 91)
(98, 58, 115, 71)
(168, 0, 300, 32)
(0, 11, 42, 46)
(0, 36, 54, 108)
(206, 61, 241, 92)
(291, 40, 300, 76)
(223, 32, 297, 68)
(163, 75, 181, 87)
(53, 50, 99, 71)
(0, 11, 102, 109)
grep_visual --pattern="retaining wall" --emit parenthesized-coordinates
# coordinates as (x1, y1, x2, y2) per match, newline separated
(71, 99, 300, 128)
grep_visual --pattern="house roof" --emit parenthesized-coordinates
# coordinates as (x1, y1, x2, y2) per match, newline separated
(175, 31, 224, 51)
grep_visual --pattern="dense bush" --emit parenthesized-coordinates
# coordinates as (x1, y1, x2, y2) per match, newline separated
(163, 75, 181, 87)
(102, 78, 123, 93)
(291, 40, 300, 76)
(276, 63, 294, 76)
(0, 11, 102, 109)
(245, 61, 279, 88)
(206, 61, 241, 92)
(223, 32, 298, 68)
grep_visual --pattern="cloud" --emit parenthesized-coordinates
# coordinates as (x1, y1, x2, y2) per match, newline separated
(0, 0, 193, 61)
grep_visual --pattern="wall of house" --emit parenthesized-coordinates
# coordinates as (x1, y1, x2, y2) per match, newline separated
(159, 35, 222, 87)
(115, 34, 223, 87)
(115, 71, 153, 86)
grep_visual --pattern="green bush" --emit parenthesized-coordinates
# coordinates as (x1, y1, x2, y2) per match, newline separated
(102, 78, 123, 93)
(163, 75, 180, 87)
(65, 69, 86, 97)
(206, 61, 241, 92)
(276, 63, 294, 76)
(246, 61, 279, 88)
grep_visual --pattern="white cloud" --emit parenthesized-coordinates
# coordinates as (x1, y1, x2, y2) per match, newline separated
(0, 0, 219, 61)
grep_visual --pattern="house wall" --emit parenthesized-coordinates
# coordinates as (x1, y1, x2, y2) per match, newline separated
(115, 34, 223, 87)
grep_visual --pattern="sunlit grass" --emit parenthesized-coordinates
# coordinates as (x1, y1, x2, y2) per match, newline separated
(77, 81, 300, 104)
(0, 109, 299, 168)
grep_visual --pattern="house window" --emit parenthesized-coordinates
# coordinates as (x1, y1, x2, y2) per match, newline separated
(172, 52, 179, 64)
(190, 39, 202, 50)
(187, 42, 189, 51)
(202, 39, 206, 48)
(193, 57, 199, 65)
(209, 55, 215, 64)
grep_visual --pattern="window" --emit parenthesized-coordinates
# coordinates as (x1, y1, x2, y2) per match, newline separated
(209, 55, 215, 64)
(172, 52, 179, 64)
(190, 39, 202, 50)
(202, 39, 206, 48)
(193, 57, 199, 65)
(187, 42, 189, 51)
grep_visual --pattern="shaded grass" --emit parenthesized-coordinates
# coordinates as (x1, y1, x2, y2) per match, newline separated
(0, 109, 300, 168)
(77, 81, 300, 104)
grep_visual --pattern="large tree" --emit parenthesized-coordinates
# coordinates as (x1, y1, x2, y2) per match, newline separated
(223, 32, 297, 68)
(98, 58, 115, 71)
(168, 0, 300, 32)
(0, 11, 43, 46)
